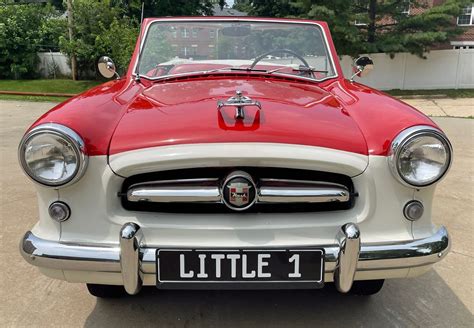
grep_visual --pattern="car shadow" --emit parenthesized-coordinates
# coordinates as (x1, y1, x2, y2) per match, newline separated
(83, 270, 472, 327)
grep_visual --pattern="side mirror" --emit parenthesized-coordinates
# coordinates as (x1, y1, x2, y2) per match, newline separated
(350, 56, 374, 81)
(98, 56, 119, 79)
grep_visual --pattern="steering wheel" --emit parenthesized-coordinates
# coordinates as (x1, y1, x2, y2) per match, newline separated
(249, 49, 311, 70)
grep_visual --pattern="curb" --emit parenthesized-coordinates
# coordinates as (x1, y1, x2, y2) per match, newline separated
(393, 95, 449, 100)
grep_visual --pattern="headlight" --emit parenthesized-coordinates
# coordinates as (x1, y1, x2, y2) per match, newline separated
(18, 123, 88, 187)
(389, 126, 452, 187)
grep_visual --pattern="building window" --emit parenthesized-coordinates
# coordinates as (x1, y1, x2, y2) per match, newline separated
(353, 0, 368, 26)
(181, 28, 189, 38)
(401, 0, 410, 15)
(457, 4, 474, 26)
(354, 20, 368, 26)
(209, 29, 215, 39)
(192, 28, 198, 38)
(172, 29, 177, 38)
(181, 47, 188, 56)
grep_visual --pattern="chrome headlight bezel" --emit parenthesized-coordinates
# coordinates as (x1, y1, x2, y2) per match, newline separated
(388, 125, 453, 188)
(18, 123, 88, 188)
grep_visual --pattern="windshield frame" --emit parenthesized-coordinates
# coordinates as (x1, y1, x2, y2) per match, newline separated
(131, 18, 339, 83)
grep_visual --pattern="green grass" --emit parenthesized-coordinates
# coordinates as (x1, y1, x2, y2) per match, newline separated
(0, 94, 69, 102)
(0, 79, 101, 94)
(386, 89, 474, 98)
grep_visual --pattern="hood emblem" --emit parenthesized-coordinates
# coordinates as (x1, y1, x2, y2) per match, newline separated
(217, 90, 261, 120)
(222, 171, 257, 211)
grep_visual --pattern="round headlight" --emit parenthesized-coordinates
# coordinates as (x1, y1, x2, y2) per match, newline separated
(19, 123, 88, 187)
(389, 126, 452, 187)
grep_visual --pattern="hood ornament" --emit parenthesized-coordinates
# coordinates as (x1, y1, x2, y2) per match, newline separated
(217, 90, 261, 120)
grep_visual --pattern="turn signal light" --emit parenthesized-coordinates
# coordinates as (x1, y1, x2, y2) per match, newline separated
(403, 201, 424, 221)
(48, 202, 71, 222)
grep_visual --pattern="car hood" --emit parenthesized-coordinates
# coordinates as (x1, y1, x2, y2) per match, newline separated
(109, 77, 368, 155)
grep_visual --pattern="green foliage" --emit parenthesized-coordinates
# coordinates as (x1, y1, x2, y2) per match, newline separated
(0, 3, 64, 79)
(240, 0, 470, 58)
(58, 0, 138, 78)
(95, 18, 138, 74)
(39, 15, 67, 51)
(112, 0, 220, 21)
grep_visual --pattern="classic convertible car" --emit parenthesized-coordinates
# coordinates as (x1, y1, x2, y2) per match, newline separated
(19, 17, 452, 298)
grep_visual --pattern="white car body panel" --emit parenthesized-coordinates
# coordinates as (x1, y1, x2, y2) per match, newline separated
(27, 143, 441, 286)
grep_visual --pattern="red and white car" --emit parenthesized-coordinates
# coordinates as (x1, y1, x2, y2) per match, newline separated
(19, 17, 452, 298)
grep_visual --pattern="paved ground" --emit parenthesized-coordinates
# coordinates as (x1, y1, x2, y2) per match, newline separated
(0, 100, 472, 327)
(402, 97, 474, 118)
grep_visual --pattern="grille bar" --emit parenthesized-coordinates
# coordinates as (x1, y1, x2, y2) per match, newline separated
(127, 178, 221, 203)
(258, 178, 349, 203)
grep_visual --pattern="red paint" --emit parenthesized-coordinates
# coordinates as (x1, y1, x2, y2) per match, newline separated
(325, 80, 437, 155)
(27, 17, 439, 158)
(29, 79, 143, 156)
(109, 77, 368, 155)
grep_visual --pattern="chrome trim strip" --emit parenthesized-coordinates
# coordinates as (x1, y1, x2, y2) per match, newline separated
(132, 18, 338, 83)
(258, 187, 349, 203)
(127, 186, 221, 203)
(259, 178, 348, 188)
(129, 178, 219, 189)
(20, 225, 450, 293)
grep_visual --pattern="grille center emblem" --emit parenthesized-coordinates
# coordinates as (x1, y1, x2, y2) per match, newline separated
(222, 171, 257, 211)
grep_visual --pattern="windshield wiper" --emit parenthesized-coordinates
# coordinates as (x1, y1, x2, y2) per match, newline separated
(150, 65, 328, 82)
(267, 65, 328, 74)
(204, 66, 269, 74)
(205, 65, 328, 76)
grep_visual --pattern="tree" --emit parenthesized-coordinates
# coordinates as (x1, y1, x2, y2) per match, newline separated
(0, 2, 64, 79)
(242, 0, 470, 58)
(66, 0, 77, 80)
(112, 0, 225, 21)
(58, 0, 138, 78)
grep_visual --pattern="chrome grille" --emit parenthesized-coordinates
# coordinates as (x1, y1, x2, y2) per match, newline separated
(127, 178, 350, 204)
(120, 167, 356, 213)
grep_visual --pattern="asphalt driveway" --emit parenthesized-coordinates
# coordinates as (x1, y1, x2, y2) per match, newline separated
(0, 100, 472, 327)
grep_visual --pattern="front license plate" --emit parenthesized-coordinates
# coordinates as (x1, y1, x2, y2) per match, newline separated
(157, 249, 324, 287)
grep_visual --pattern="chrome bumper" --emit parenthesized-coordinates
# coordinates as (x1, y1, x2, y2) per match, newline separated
(20, 223, 450, 295)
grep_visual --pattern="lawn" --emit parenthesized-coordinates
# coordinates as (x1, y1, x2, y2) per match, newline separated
(0, 79, 101, 94)
(0, 94, 70, 102)
(0, 79, 102, 102)
(386, 88, 474, 98)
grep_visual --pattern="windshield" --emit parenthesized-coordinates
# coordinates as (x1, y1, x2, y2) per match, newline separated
(137, 20, 336, 81)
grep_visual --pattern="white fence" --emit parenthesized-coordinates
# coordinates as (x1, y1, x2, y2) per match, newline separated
(37, 52, 71, 78)
(36, 49, 473, 90)
(341, 49, 474, 90)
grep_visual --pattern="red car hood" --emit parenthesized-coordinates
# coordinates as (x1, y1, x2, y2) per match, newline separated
(109, 78, 368, 155)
